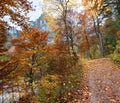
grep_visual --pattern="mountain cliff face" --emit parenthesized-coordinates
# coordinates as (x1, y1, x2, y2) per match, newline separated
(7, 14, 54, 46)
(7, 28, 20, 39)
(30, 14, 54, 44)
(30, 14, 49, 31)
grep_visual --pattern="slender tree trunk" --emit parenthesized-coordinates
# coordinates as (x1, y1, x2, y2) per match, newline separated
(64, 20, 70, 53)
(85, 35, 92, 58)
(96, 17, 104, 57)
(12, 86, 14, 102)
(12, 73, 15, 102)
(16, 78, 20, 101)
(2, 79, 4, 103)
(29, 54, 36, 96)
(60, 0, 77, 58)
(61, 0, 71, 54)
(117, 0, 120, 15)
(83, 22, 92, 58)
(69, 31, 78, 59)
(93, 17, 104, 57)
(29, 68, 35, 96)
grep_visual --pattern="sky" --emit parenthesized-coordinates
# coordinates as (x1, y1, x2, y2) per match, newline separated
(4, 0, 83, 30)
(4, 0, 83, 21)
(3, 0, 43, 30)
(28, 0, 83, 21)
(28, 0, 43, 21)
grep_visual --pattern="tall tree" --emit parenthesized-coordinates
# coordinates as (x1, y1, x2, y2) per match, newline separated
(0, 0, 32, 28)
(0, 0, 33, 78)
(43, 0, 80, 58)
(11, 28, 48, 97)
(0, 1, 32, 102)
(82, 0, 105, 57)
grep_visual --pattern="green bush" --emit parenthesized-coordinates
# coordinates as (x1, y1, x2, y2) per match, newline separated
(36, 74, 61, 103)
(58, 61, 83, 102)
(112, 40, 120, 66)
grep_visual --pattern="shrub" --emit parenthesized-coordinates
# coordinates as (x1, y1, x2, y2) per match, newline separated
(36, 74, 61, 103)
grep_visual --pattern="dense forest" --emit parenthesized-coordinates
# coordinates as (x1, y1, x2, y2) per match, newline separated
(0, 0, 120, 103)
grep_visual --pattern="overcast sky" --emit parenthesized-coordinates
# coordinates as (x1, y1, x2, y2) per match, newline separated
(28, 0, 43, 21)
(28, 0, 83, 21)
(3, 0, 43, 30)
(4, 0, 83, 30)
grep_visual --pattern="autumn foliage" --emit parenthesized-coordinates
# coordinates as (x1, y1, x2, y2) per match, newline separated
(1, 0, 120, 103)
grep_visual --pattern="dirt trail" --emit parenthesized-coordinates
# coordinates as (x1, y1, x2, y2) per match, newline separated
(84, 58, 120, 103)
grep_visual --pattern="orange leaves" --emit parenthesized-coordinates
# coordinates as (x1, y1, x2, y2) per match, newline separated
(9, 28, 49, 94)
(76, 36, 81, 41)
(0, 0, 32, 29)
(80, 40, 88, 52)
(45, 45, 59, 57)
(11, 28, 48, 53)
(12, 28, 48, 57)
(20, 36, 25, 40)
(11, 37, 20, 45)
(48, 44, 67, 54)
(11, 28, 48, 68)
(20, 28, 48, 46)
(82, 0, 103, 17)
(117, 30, 120, 38)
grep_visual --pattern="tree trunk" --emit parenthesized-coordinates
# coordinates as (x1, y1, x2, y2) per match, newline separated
(93, 17, 104, 57)
(85, 35, 92, 58)
(69, 30, 78, 59)
(29, 68, 35, 96)
(2, 79, 4, 103)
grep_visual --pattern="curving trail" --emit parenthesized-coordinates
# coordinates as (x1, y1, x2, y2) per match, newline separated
(86, 58, 120, 103)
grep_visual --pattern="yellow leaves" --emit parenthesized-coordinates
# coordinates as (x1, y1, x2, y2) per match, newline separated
(43, 0, 81, 33)
(82, 0, 104, 17)
(68, 92, 71, 96)
(63, 83, 66, 86)
(19, 58, 28, 65)
(54, 34, 63, 44)
(68, 81, 71, 84)
(43, 14, 58, 31)
(66, 0, 81, 7)
(41, 74, 60, 88)
(117, 31, 120, 37)
(24, 50, 35, 56)
(105, 6, 112, 13)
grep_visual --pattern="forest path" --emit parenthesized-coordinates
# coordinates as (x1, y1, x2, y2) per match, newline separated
(83, 58, 120, 103)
